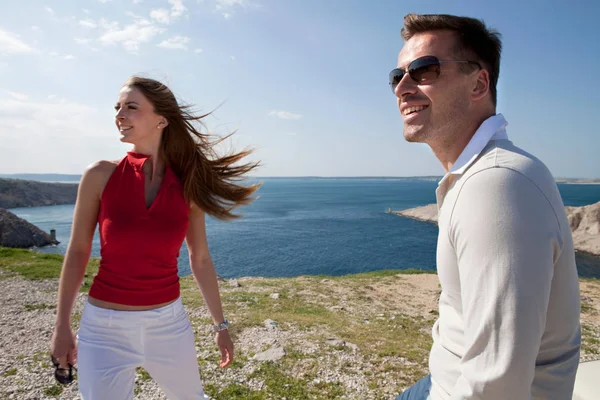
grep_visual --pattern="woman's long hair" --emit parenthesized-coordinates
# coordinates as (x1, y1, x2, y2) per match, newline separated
(123, 76, 260, 220)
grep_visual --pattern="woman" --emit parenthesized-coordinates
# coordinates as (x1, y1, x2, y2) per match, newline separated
(50, 76, 260, 399)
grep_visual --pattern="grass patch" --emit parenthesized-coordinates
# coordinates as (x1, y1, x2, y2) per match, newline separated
(220, 289, 333, 330)
(251, 361, 312, 399)
(136, 367, 152, 382)
(24, 303, 56, 312)
(0, 247, 98, 292)
(324, 268, 435, 281)
(205, 383, 265, 400)
(582, 324, 600, 355)
(581, 301, 595, 315)
(3, 368, 17, 377)
(43, 384, 63, 397)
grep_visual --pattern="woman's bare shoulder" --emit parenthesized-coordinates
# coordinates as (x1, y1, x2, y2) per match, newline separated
(80, 159, 121, 195)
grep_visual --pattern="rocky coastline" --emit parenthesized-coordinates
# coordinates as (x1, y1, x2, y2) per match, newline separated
(0, 178, 77, 209)
(392, 202, 600, 257)
(0, 208, 58, 248)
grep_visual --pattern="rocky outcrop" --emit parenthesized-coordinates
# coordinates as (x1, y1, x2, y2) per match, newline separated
(0, 208, 59, 248)
(391, 204, 438, 223)
(567, 202, 600, 256)
(0, 178, 78, 209)
(393, 201, 600, 256)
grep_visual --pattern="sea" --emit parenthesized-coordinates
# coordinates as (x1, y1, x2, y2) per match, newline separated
(8, 179, 600, 279)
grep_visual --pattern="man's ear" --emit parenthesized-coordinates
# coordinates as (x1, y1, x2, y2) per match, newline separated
(472, 68, 490, 102)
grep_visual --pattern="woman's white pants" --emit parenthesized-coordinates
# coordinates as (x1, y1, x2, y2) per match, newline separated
(77, 297, 208, 399)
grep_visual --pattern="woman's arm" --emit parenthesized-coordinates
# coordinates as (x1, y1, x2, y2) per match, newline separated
(185, 203, 233, 368)
(51, 162, 110, 366)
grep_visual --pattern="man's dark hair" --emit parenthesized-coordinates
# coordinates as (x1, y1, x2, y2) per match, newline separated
(401, 14, 502, 106)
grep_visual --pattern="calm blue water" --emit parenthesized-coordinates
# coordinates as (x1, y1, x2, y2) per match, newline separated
(8, 179, 600, 278)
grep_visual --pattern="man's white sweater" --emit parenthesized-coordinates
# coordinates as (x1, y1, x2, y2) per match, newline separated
(429, 115, 581, 400)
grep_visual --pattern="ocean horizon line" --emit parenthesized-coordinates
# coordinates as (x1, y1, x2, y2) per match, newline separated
(1, 173, 599, 180)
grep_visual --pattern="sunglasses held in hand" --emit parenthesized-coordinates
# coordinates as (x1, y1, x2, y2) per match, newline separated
(389, 55, 481, 92)
(51, 356, 77, 385)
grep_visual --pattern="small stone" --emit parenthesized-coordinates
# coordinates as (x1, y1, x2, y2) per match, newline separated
(270, 293, 280, 300)
(229, 280, 242, 288)
(325, 338, 345, 347)
(253, 346, 286, 361)
(346, 342, 359, 351)
(264, 319, 278, 330)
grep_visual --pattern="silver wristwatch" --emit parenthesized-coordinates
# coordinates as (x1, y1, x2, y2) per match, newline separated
(212, 319, 230, 332)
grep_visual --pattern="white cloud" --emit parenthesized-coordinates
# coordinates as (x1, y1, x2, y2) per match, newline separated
(157, 35, 190, 50)
(74, 38, 99, 52)
(99, 18, 120, 31)
(0, 29, 37, 55)
(169, 0, 187, 18)
(31, 26, 42, 32)
(45, 6, 54, 14)
(216, 0, 256, 19)
(268, 110, 303, 120)
(194, 48, 203, 53)
(49, 52, 59, 56)
(99, 20, 165, 52)
(0, 94, 104, 138)
(133, 0, 143, 3)
(150, 9, 171, 24)
(125, 11, 151, 23)
(79, 18, 98, 28)
(64, 54, 75, 60)
(151, 0, 188, 24)
(0, 94, 119, 174)
(83, 8, 91, 14)
(7, 91, 29, 101)
(230, 55, 236, 60)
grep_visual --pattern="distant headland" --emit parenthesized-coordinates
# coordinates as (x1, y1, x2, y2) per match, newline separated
(391, 202, 600, 256)
(0, 178, 77, 209)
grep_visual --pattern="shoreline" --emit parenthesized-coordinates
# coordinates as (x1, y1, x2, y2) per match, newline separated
(391, 202, 600, 258)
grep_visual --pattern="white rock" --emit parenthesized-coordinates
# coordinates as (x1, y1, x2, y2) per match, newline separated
(253, 346, 286, 361)
(264, 319, 278, 330)
(325, 339, 345, 347)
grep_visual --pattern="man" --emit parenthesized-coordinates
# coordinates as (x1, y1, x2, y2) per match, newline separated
(390, 14, 581, 399)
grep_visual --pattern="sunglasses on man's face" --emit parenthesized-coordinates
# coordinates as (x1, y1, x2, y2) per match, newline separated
(389, 56, 481, 93)
(51, 356, 77, 385)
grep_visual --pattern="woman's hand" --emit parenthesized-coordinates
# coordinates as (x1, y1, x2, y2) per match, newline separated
(215, 330, 234, 368)
(50, 324, 78, 368)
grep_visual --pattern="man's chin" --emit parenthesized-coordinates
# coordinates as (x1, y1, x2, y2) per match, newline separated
(403, 128, 427, 143)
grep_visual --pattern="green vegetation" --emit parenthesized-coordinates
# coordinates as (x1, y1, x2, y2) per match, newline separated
(43, 384, 63, 397)
(0, 247, 98, 292)
(1, 246, 598, 399)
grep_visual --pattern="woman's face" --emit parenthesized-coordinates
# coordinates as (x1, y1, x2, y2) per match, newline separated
(114, 86, 166, 145)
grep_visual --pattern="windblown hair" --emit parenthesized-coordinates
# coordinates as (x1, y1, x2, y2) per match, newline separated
(123, 76, 260, 220)
(401, 14, 502, 106)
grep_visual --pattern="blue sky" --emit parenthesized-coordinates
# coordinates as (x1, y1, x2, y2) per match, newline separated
(1, 0, 598, 178)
